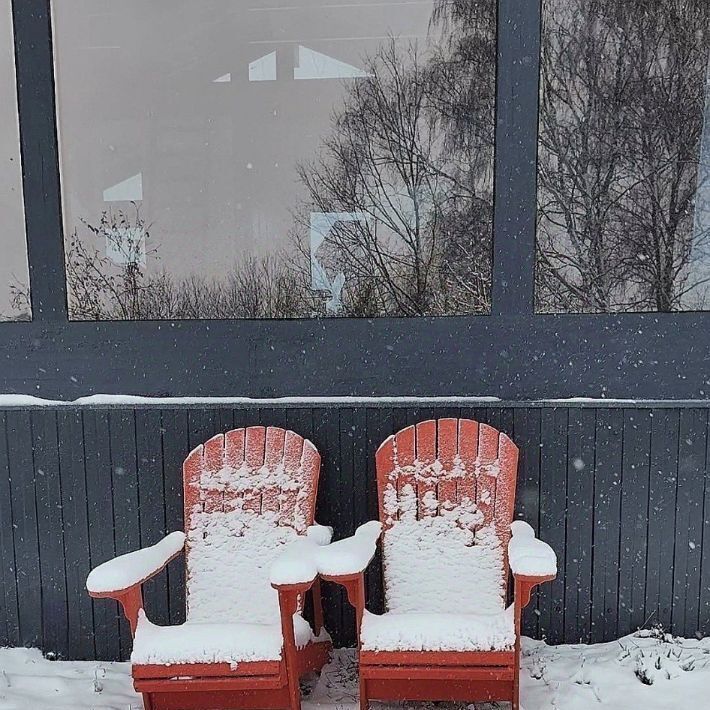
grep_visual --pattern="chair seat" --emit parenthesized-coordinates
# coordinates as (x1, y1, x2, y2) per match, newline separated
(360, 608, 515, 653)
(131, 611, 317, 666)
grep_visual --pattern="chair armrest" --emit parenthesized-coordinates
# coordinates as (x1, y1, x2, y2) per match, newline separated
(86, 531, 185, 597)
(509, 521, 556, 613)
(269, 524, 334, 587)
(315, 521, 382, 577)
(270, 521, 381, 587)
(508, 520, 557, 578)
(316, 521, 381, 642)
(270, 539, 320, 587)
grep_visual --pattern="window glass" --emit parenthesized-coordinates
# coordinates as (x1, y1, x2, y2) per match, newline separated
(536, 0, 710, 313)
(0, 1, 30, 321)
(53, 0, 495, 320)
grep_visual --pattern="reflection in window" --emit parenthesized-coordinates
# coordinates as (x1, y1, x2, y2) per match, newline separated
(0, 1, 30, 321)
(53, 0, 495, 320)
(536, 0, 710, 313)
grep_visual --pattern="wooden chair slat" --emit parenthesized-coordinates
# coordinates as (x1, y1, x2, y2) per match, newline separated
(224, 428, 246, 469)
(457, 419, 479, 506)
(415, 420, 437, 518)
(393, 425, 416, 519)
(437, 419, 459, 512)
(376, 436, 396, 524)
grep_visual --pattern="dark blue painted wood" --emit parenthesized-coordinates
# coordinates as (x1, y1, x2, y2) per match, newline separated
(618, 410, 652, 633)
(590, 408, 623, 642)
(160, 409, 188, 625)
(57, 410, 94, 659)
(513, 407, 542, 638)
(646, 410, 680, 630)
(32, 410, 68, 657)
(537, 407, 568, 644)
(135, 409, 170, 626)
(700, 414, 710, 631)
(564, 408, 595, 642)
(0, 413, 19, 646)
(6, 411, 43, 647)
(672, 409, 707, 636)
(83, 410, 120, 661)
(108, 410, 141, 657)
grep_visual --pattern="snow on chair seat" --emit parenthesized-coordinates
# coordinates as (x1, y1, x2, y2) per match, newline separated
(131, 612, 316, 666)
(360, 609, 515, 653)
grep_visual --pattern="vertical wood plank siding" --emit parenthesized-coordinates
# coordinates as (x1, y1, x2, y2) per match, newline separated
(0, 402, 707, 660)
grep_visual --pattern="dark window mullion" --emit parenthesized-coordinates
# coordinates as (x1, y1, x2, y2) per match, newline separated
(12, 0, 67, 322)
(491, 0, 542, 317)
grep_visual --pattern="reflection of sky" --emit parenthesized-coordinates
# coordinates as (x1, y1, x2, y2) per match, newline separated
(0, 0, 29, 319)
(53, 0, 435, 285)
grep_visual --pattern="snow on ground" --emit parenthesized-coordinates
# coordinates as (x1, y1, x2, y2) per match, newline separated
(0, 630, 708, 709)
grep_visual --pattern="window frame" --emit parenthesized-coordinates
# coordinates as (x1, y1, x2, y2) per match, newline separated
(3, 0, 709, 400)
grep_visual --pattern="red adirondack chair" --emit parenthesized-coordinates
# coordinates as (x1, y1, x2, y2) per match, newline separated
(321, 418, 557, 710)
(87, 426, 331, 710)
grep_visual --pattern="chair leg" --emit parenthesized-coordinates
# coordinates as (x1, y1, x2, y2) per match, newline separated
(141, 691, 154, 710)
(512, 660, 520, 710)
(359, 677, 368, 710)
(286, 667, 301, 710)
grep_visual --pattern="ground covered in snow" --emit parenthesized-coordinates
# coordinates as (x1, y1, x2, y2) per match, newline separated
(0, 630, 708, 709)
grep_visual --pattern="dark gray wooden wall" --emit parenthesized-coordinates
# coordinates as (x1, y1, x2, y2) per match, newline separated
(0, 401, 708, 661)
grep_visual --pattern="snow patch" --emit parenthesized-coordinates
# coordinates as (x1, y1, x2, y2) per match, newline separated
(86, 532, 185, 594)
(186, 510, 302, 625)
(314, 521, 382, 576)
(131, 610, 314, 665)
(0, 394, 502, 407)
(3, 631, 709, 709)
(508, 520, 557, 577)
(361, 608, 515, 652)
(382, 483, 504, 615)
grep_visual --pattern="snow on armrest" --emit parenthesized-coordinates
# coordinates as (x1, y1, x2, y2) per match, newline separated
(270, 525, 333, 586)
(270, 538, 319, 586)
(86, 531, 185, 595)
(508, 520, 557, 577)
(306, 523, 333, 546)
(270, 521, 382, 585)
(315, 521, 382, 577)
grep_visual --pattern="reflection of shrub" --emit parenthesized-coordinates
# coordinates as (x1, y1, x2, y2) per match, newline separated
(4, 279, 31, 321)
(66, 210, 312, 320)
(66, 206, 156, 320)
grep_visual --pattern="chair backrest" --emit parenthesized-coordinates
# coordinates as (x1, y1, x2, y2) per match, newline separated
(183, 426, 320, 625)
(375, 418, 518, 615)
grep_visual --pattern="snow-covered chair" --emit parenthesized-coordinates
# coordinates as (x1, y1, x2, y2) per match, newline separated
(321, 419, 557, 710)
(87, 427, 332, 710)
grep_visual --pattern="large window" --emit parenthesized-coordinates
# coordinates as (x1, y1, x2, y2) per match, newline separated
(0, 1, 30, 321)
(53, 0, 496, 320)
(536, 0, 710, 313)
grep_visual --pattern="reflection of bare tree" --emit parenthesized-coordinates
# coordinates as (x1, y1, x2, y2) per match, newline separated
(297, 39, 492, 316)
(537, 0, 710, 312)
